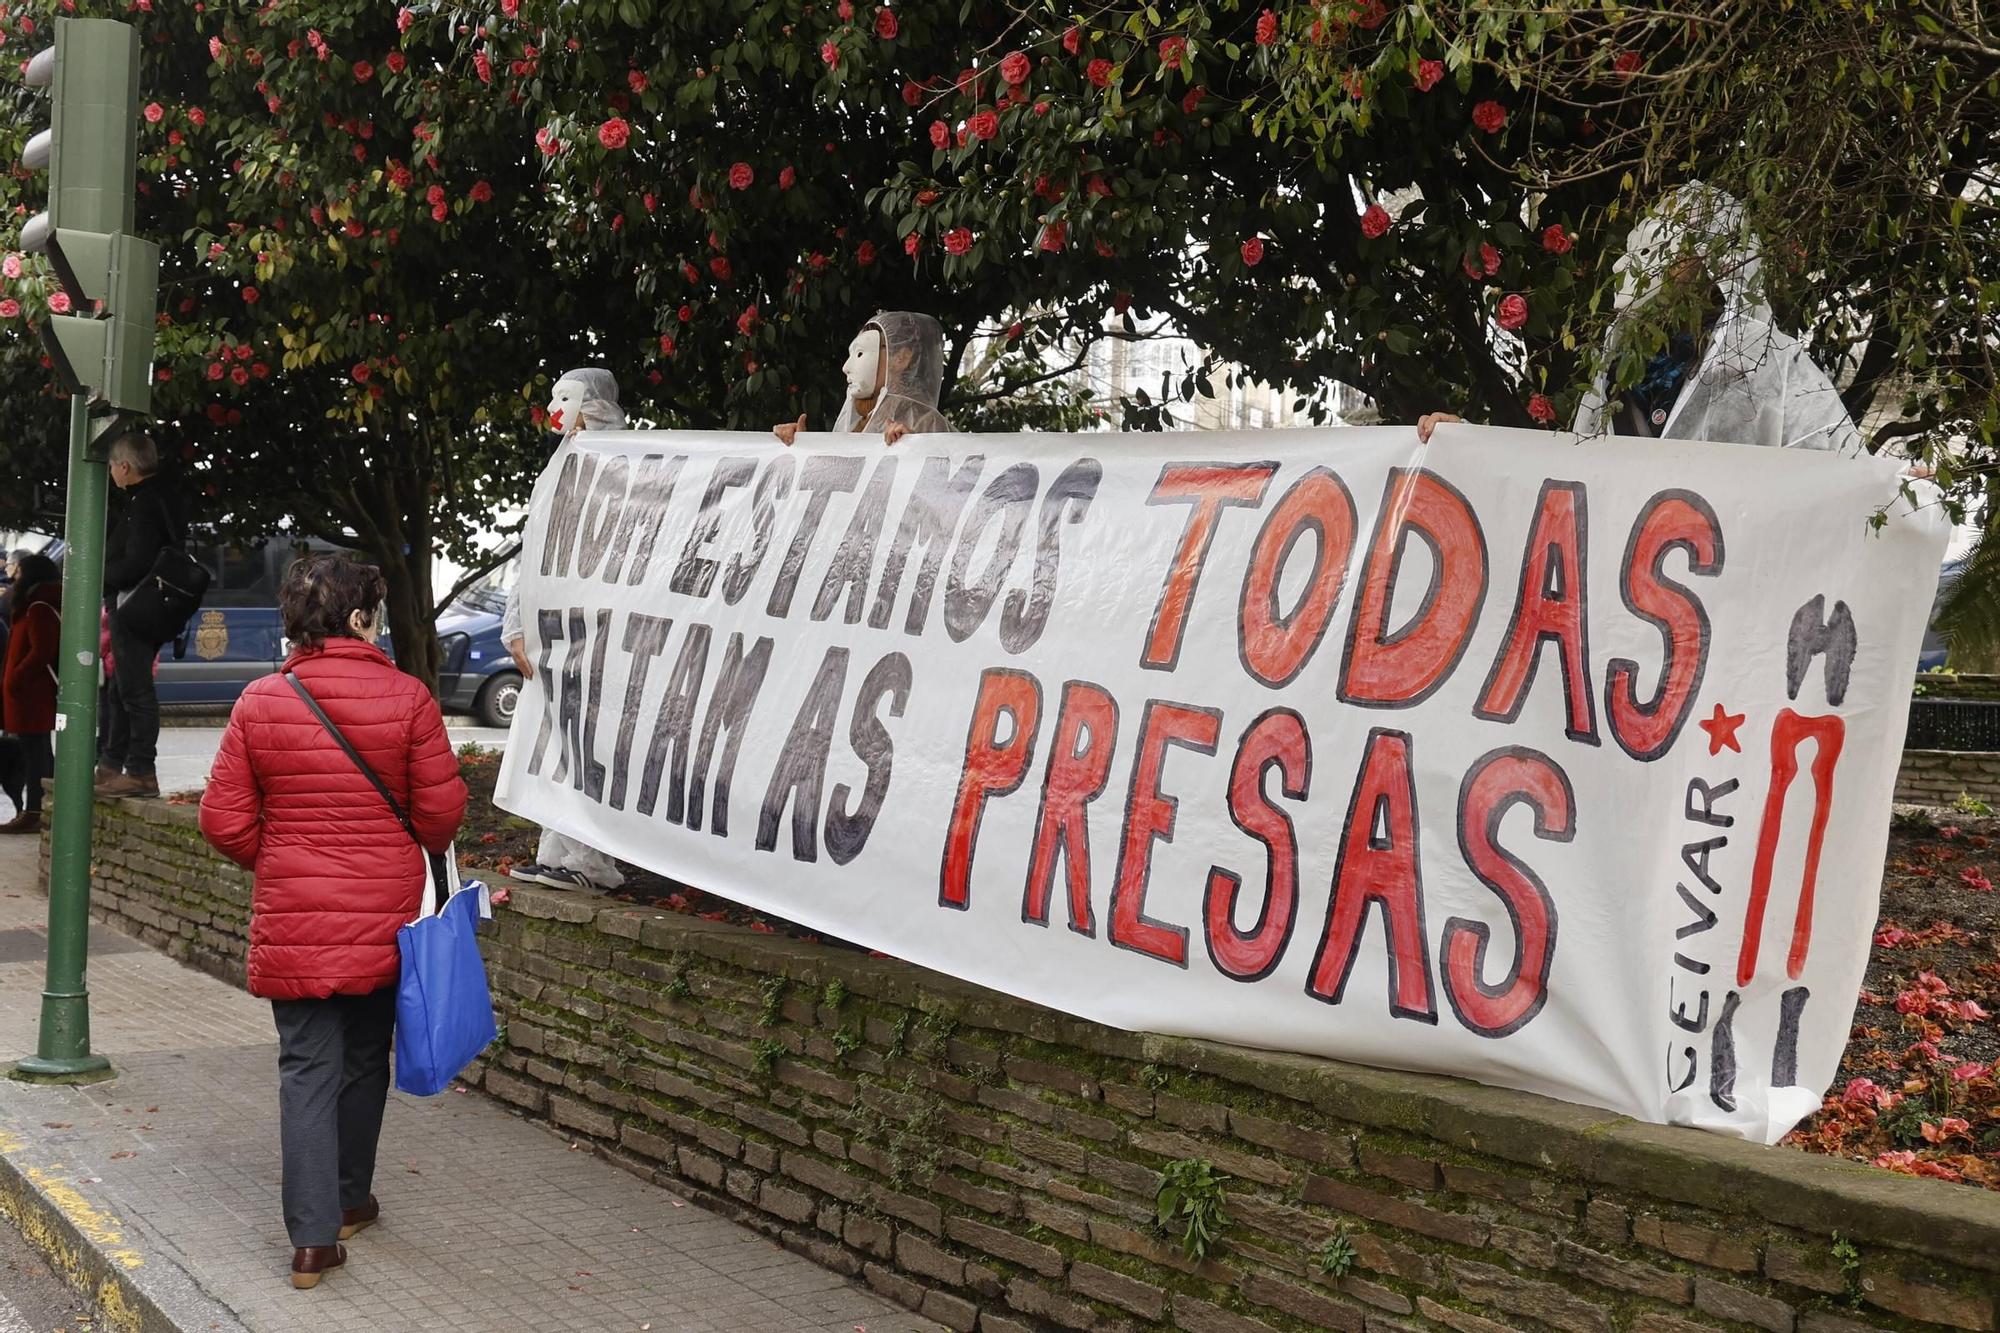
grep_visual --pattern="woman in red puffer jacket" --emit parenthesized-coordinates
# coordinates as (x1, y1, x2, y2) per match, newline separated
(200, 554, 466, 1291)
(1, 553, 61, 835)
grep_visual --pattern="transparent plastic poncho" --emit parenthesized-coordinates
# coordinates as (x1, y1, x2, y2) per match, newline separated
(1573, 183, 1863, 456)
(832, 311, 953, 437)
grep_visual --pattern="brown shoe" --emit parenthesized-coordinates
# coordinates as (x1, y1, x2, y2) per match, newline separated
(94, 773, 160, 799)
(338, 1195, 379, 1240)
(0, 811, 42, 836)
(290, 1243, 346, 1289)
(93, 765, 120, 784)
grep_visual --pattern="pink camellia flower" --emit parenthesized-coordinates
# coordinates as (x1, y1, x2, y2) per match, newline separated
(353, 60, 374, 82)
(736, 304, 758, 336)
(875, 7, 898, 39)
(231, 365, 250, 386)
(1158, 36, 1185, 70)
(1255, 9, 1278, 45)
(903, 232, 922, 257)
(1000, 51, 1030, 86)
(1497, 293, 1528, 330)
(855, 239, 876, 266)
(1527, 393, 1556, 424)
(901, 80, 923, 106)
(398, 7, 414, 33)
(0, 299, 18, 318)
(1414, 58, 1444, 92)
(1921, 1117, 1972, 1144)
(143, 102, 164, 123)
(598, 117, 630, 150)
(1063, 26, 1082, 55)
(778, 166, 796, 190)
(837, 0, 854, 18)
(1033, 100, 1051, 116)
(473, 52, 492, 83)
(1241, 236, 1265, 266)
(628, 69, 648, 93)
(728, 162, 754, 190)
(677, 303, 694, 322)
(1038, 220, 1067, 252)
(708, 256, 732, 281)
(1359, 204, 1391, 239)
(1542, 223, 1572, 254)
(1, 254, 20, 279)
(1086, 58, 1113, 88)
(658, 335, 676, 357)
(929, 120, 950, 150)
(1841, 1077, 1885, 1108)
(470, 180, 493, 203)
(1472, 99, 1507, 134)
(209, 36, 225, 61)
(969, 108, 999, 140)
(1481, 242, 1502, 275)
(426, 183, 446, 206)
(1182, 86, 1205, 114)
(386, 52, 407, 75)
(241, 287, 259, 304)
(1951, 1062, 1989, 1083)
(1613, 50, 1642, 77)
(943, 227, 973, 256)
(820, 41, 839, 68)
(189, 106, 207, 127)
(351, 363, 370, 383)
(205, 362, 225, 381)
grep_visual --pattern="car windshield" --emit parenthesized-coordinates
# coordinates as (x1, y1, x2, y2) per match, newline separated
(445, 555, 518, 616)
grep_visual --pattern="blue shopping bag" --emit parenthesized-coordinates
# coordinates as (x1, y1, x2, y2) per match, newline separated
(394, 883, 498, 1096)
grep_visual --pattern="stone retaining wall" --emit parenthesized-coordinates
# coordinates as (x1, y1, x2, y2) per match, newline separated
(1896, 750, 2000, 810)
(51, 798, 2000, 1333)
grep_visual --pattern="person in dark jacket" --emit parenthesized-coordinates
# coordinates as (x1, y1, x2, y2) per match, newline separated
(98, 432, 186, 799)
(0, 553, 58, 833)
(199, 554, 467, 1290)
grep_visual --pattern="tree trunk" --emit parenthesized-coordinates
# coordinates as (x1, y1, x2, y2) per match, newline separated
(377, 541, 442, 695)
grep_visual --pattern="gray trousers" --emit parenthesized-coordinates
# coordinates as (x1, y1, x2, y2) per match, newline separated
(271, 987, 397, 1248)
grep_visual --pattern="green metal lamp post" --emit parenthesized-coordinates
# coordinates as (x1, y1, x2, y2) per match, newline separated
(11, 17, 159, 1085)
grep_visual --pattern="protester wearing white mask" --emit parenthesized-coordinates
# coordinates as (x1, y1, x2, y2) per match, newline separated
(502, 368, 628, 894)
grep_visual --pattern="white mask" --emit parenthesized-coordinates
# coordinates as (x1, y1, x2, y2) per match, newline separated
(546, 379, 587, 437)
(843, 328, 883, 403)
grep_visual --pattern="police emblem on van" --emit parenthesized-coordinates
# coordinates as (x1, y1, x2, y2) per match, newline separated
(194, 609, 229, 661)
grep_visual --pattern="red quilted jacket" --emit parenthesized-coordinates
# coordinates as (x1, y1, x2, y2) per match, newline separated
(199, 637, 468, 1000)
(2, 581, 60, 735)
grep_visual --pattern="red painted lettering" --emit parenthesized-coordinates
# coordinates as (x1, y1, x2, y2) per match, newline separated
(1443, 747, 1573, 1038)
(1203, 709, 1310, 981)
(939, 669, 1043, 910)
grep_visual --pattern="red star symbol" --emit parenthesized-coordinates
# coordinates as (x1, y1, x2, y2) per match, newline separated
(1698, 704, 1746, 755)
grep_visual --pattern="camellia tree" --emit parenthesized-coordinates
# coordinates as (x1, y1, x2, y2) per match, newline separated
(0, 0, 661, 685)
(506, 0, 1991, 477)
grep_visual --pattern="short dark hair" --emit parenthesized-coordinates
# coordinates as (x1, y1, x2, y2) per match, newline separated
(280, 554, 387, 650)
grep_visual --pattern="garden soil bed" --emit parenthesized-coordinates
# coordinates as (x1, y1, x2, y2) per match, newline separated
(448, 748, 2000, 1189)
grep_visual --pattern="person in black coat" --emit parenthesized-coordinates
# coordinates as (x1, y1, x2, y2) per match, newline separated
(97, 432, 187, 799)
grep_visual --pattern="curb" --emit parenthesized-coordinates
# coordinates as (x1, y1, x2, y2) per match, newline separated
(0, 1111, 248, 1333)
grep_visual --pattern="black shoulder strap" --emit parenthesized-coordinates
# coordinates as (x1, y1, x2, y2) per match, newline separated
(285, 672, 421, 845)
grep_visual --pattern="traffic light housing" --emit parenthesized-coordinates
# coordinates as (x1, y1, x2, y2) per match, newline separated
(19, 18, 158, 420)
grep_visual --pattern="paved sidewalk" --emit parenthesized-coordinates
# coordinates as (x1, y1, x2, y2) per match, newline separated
(0, 836, 936, 1333)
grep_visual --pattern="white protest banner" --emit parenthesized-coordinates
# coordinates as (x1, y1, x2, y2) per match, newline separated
(494, 425, 1947, 1143)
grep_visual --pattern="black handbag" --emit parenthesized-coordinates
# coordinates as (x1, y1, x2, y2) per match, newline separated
(115, 545, 210, 647)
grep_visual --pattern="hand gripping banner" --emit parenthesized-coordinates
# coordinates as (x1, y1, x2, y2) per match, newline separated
(494, 425, 1947, 1143)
